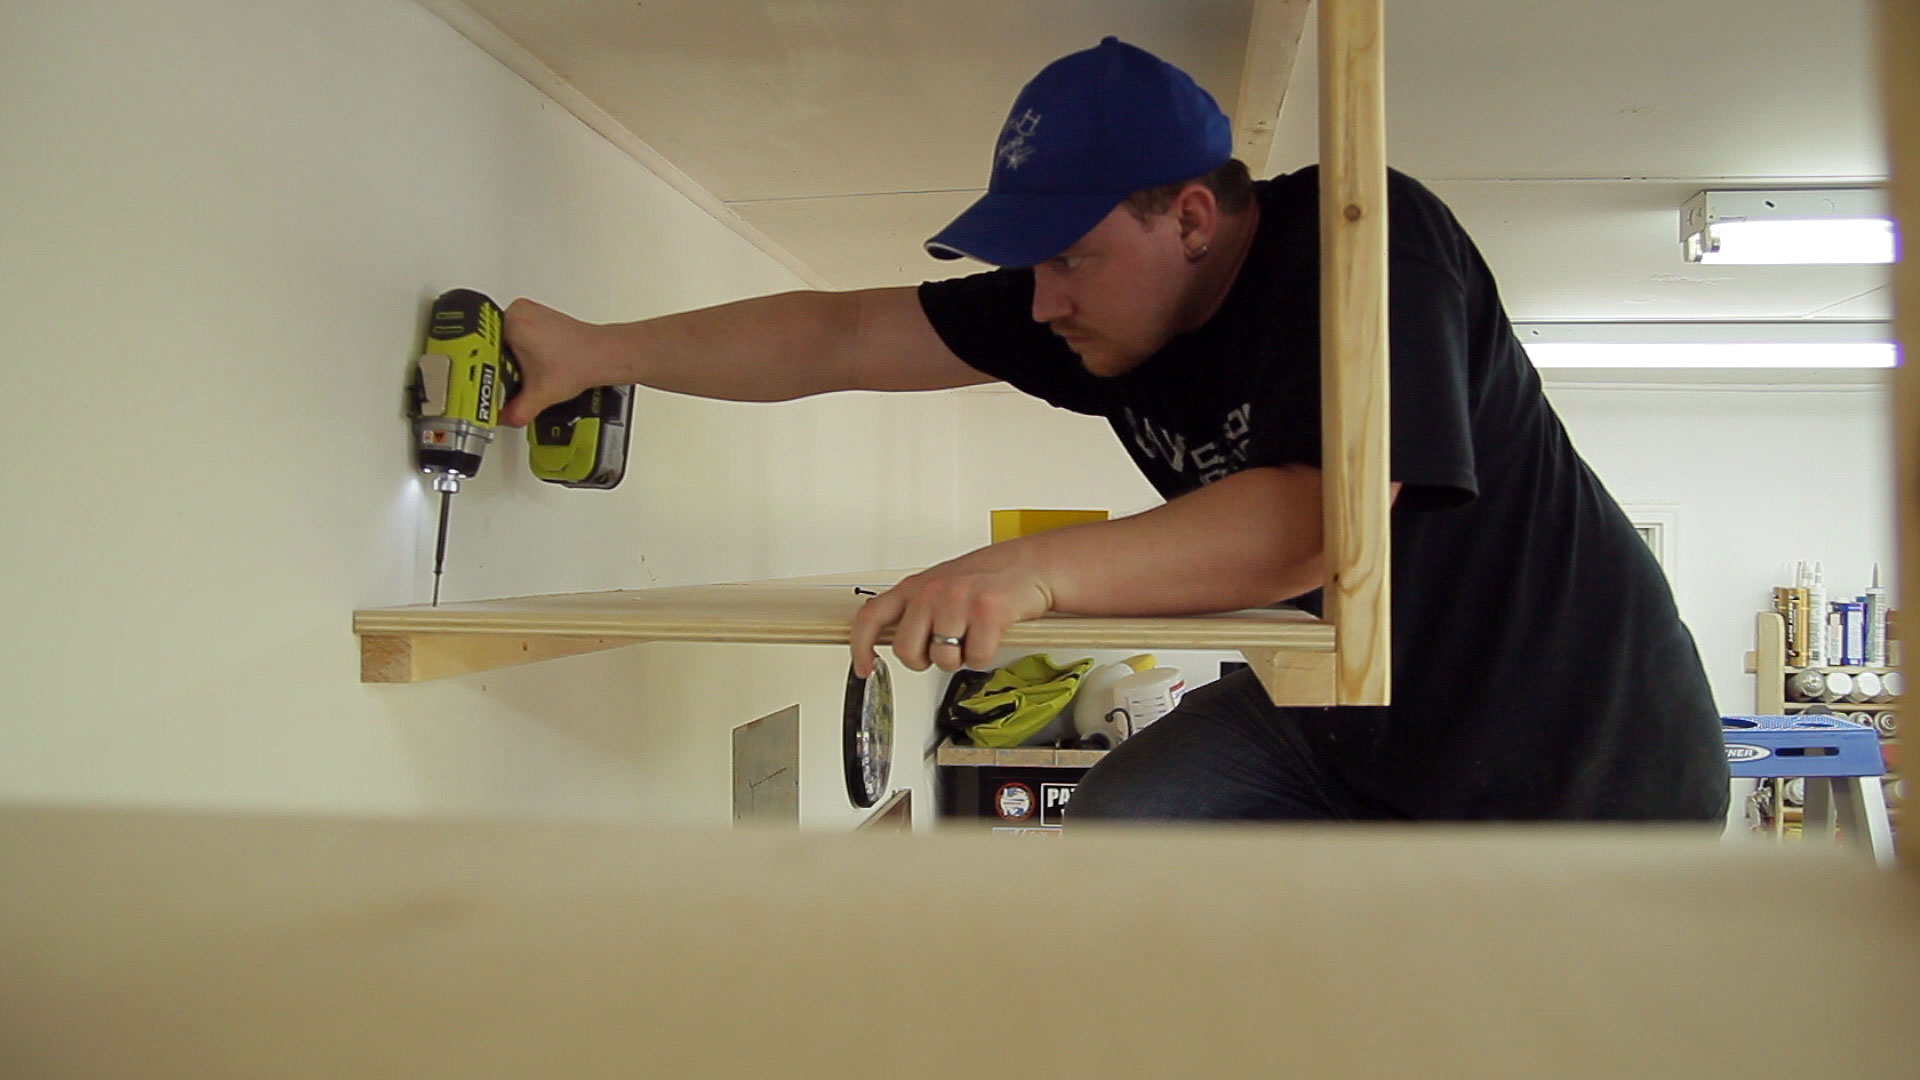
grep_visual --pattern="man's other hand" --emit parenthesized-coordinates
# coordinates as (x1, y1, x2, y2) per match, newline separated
(850, 560, 1056, 678)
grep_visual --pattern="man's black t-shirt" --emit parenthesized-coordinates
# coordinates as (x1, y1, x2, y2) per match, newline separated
(917, 167, 1730, 821)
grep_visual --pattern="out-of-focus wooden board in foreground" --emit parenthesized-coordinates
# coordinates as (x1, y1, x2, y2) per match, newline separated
(1880, 0, 1918, 869)
(2, 804, 1917, 1078)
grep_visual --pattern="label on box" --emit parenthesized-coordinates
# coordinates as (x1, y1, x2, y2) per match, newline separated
(1040, 783, 1075, 827)
(992, 782, 1037, 821)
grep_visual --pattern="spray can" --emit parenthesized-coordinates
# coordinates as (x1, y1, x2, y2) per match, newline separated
(1823, 670, 1855, 703)
(1787, 669, 1828, 702)
(1849, 670, 1882, 704)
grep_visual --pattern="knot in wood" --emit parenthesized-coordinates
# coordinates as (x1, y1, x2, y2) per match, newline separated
(1343, 203, 1364, 222)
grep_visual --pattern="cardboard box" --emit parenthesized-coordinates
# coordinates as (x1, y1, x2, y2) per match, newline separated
(940, 763, 1090, 832)
(990, 508, 1108, 543)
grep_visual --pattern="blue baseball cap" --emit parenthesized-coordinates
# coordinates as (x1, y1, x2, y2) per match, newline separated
(925, 37, 1233, 267)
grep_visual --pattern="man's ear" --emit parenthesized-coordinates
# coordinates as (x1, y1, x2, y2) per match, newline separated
(1172, 183, 1221, 251)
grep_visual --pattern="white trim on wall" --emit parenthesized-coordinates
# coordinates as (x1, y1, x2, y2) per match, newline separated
(1624, 504, 1679, 577)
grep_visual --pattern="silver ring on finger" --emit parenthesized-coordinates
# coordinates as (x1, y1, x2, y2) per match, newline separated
(930, 633, 964, 648)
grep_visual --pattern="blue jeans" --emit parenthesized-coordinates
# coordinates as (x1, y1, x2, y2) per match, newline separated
(1067, 668, 1406, 823)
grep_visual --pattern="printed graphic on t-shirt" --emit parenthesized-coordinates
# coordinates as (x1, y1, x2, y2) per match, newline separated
(1122, 403, 1253, 486)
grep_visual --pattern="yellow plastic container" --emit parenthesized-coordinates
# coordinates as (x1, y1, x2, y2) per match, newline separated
(990, 508, 1109, 543)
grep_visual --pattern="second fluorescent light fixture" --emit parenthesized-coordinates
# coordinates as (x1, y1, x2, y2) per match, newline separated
(1514, 321, 1897, 369)
(1681, 188, 1896, 264)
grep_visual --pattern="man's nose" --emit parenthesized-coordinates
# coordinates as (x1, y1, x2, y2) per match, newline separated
(1030, 270, 1072, 324)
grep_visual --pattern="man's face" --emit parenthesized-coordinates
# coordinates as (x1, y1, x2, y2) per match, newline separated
(1028, 204, 1192, 377)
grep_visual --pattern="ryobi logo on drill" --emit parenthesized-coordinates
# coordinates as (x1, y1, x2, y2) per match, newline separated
(476, 365, 497, 425)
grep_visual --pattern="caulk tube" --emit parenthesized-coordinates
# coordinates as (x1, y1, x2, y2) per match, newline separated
(1806, 562, 1828, 667)
(1866, 563, 1888, 667)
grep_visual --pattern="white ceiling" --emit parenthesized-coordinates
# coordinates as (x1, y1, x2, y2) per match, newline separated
(429, 0, 1893, 325)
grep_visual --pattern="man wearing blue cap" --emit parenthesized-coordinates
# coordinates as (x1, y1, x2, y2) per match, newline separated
(503, 38, 1729, 823)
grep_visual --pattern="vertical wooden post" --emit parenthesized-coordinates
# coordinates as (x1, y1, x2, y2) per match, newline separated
(1318, 0, 1392, 705)
(1752, 612, 1787, 714)
(1878, 0, 1917, 870)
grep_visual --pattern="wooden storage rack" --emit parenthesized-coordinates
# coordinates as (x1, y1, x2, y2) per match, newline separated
(1747, 611, 1904, 718)
(353, 0, 1392, 708)
(1744, 610, 1904, 842)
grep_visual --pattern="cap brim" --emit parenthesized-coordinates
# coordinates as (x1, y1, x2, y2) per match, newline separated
(925, 190, 1123, 267)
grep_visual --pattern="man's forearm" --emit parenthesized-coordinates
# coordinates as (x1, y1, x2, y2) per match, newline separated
(981, 466, 1328, 616)
(848, 465, 1378, 676)
(592, 290, 868, 402)
(580, 286, 989, 402)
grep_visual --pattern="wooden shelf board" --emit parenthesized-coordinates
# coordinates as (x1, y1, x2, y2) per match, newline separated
(935, 737, 1107, 769)
(353, 574, 1336, 695)
(1744, 655, 1903, 677)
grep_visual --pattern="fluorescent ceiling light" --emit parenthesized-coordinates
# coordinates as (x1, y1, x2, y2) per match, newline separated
(1681, 188, 1896, 264)
(1513, 321, 1897, 369)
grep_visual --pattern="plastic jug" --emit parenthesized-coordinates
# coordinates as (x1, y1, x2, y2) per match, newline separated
(1073, 654, 1170, 749)
(1111, 667, 1186, 734)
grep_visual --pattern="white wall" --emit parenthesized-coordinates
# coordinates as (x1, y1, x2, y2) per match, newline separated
(946, 383, 1899, 718)
(0, 0, 967, 826)
(949, 388, 1161, 549)
(1546, 382, 1897, 714)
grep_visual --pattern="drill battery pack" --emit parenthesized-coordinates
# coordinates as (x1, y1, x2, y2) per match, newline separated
(528, 383, 633, 490)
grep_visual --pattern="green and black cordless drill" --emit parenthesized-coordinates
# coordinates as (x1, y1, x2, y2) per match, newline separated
(408, 288, 634, 604)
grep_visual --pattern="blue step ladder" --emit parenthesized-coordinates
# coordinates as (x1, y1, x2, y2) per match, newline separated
(1724, 714, 1894, 867)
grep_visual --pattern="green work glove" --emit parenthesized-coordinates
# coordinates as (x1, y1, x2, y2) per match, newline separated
(952, 654, 1095, 749)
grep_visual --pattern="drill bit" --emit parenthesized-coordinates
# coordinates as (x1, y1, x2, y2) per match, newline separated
(431, 488, 453, 606)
